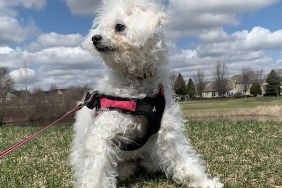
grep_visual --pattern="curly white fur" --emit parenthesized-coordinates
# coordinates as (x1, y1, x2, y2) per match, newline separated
(70, 0, 224, 187)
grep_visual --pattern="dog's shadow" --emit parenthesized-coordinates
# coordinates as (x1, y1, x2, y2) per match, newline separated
(118, 168, 176, 188)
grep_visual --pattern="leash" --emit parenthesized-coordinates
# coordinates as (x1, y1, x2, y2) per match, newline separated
(0, 96, 93, 159)
(0, 87, 165, 158)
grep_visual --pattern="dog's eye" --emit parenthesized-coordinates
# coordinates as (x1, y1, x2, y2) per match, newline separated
(115, 24, 126, 32)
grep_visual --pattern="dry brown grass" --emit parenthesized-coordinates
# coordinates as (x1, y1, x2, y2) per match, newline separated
(187, 105, 282, 120)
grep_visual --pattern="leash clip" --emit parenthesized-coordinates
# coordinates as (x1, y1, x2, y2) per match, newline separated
(84, 91, 101, 110)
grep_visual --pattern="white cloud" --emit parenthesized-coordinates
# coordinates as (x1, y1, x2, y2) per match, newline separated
(0, 1, 45, 45)
(64, 0, 101, 16)
(168, 26, 282, 81)
(0, 46, 29, 69)
(9, 68, 37, 90)
(199, 28, 229, 43)
(169, 0, 279, 14)
(167, 0, 279, 40)
(1, 0, 47, 10)
(0, 44, 105, 90)
(0, 16, 38, 44)
(197, 27, 282, 58)
(235, 27, 282, 50)
(28, 32, 84, 51)
(28, 47, 97, 67)
(0, 46, 14, 54)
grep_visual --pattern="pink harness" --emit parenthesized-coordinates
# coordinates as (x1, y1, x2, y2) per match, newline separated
(84, 86, 166, 151)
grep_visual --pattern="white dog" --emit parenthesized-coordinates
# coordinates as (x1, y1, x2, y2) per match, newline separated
(70, 0, 223, 187)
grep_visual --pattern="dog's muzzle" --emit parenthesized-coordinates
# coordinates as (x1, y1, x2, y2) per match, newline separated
(92, 35, 102, 44)
(92, 35, 113, 52)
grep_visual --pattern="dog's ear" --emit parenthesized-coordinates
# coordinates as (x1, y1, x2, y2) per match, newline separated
(127, 4, 167, 47)
(145, 6, 167, 29)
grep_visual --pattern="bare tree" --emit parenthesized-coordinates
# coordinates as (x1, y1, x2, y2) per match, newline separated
(20, 61, 34, 121)
(253, 70, 264, 84)
(0, 67, 14, 123)
(0, 67, 14, 98)
(241, 67, 254, 95)
(213, 62, 230, 97)
(50, 84, 58, 91)
(193, 69, 206, 98)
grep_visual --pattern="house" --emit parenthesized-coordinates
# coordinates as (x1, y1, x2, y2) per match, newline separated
(32, 89, 66, 104)
(0, 92, 16, 103)
(202, 81, 216, 98)
(202, 80, 234, 98)
(202, 75, 267, 98)
(229, 75, 252, 96)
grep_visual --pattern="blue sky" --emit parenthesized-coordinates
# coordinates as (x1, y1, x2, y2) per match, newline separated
(17, 0, 92, 35)
(240, 3, 282, 31)
(0, 0, 281, 90)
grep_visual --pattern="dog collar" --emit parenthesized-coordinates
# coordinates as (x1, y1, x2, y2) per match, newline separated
(84, 85, 165, 151)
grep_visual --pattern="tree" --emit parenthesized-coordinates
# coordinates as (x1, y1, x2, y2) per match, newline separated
(250, 82, 262, 96)
(193, 69, 206, 98)
(20, 61, 34, 121)
(0, 67, 14, 98)
(186, 78, 196, 99)
(265, 69, 280, 96)
(213, 62, 230, 97)
(174, 73, 186, 95)
(50, 84, 58, 91)
(253, 70, 264, 84)
(0, 67, 14, 123)
(277, 69, 282, 95)
(241, 67, 254, 95)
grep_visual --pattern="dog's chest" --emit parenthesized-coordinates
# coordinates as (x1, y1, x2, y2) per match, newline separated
(95, 110, 149, 142)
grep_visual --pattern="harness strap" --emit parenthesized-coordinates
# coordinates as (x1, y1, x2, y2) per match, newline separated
(84, 86, 166, 151)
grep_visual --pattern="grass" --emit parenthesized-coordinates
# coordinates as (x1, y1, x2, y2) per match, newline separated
(0, 120, 281, 188)
(181, 97, 282, 118)
(0, 126, 73, 188)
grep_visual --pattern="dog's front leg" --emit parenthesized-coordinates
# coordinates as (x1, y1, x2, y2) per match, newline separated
(153, 105, 223, 188)
(75, 129, 119, 188)
(72, 110, 121, 188)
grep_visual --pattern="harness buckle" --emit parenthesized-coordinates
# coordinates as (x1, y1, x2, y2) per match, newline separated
(84, 91, 101, 110)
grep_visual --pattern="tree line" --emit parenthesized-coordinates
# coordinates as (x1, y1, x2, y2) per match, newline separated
(173, 62, 282, 98)
(0, 67, 89, 124)
(1, 64, 281, 123)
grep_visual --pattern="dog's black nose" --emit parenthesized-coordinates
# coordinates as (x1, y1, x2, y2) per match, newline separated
(92, 35, 102, 44)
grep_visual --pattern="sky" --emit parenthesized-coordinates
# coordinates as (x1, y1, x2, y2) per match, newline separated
(0, 0, 282, 91)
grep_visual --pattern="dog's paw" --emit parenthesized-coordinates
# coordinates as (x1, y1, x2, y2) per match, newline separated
(189, 177, 224, 188)
(117, 162, 137, 181)
(199, 177, 224, 188)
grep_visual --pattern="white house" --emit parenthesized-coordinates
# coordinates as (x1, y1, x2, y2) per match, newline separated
(202, 75, 266, 98)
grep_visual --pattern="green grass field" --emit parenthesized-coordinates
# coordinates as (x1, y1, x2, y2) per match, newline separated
(181, 97, 282, 118)
(0, 120, 281, 188)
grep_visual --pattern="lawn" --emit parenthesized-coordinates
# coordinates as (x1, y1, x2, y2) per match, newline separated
(181, 97, 282, 118)
(0, 120, 281, 188)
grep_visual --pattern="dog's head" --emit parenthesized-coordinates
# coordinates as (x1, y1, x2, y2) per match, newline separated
(84, 0, 168, 78)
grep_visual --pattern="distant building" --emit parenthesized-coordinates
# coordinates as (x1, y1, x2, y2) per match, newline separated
(202, 75, 267, 98)
(0, 92, 16, 103)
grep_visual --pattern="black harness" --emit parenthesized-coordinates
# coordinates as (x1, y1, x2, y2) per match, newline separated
(84, 86, 166, 151)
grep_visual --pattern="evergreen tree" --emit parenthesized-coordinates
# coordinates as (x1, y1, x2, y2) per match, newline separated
(186, 78, 196, 99)
(265, 70, 280, 96)
(174, 73, 186, 95)
(250, 82, 262, 96)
